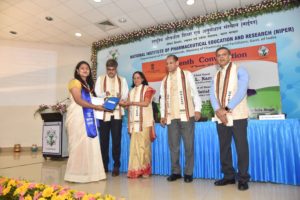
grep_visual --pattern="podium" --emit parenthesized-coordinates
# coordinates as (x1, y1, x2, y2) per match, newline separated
(40, 110, 68, 159)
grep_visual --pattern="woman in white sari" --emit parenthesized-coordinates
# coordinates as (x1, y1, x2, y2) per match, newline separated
(64, 61, 106, 183)
(121, 71, 156, 178)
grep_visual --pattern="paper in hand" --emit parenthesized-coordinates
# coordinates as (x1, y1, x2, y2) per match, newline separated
(91, 97, 104, 120)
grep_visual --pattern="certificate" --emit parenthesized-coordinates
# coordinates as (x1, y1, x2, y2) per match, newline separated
(91, 97, 104, 120)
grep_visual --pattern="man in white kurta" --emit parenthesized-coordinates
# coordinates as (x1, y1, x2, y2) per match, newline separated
(160, 55, 202, 183)
(95, 59, 128, 176)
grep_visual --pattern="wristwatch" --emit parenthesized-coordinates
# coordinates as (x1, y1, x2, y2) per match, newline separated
(225, 106, 231, 111)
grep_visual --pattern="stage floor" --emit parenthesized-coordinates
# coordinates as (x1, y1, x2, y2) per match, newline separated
(0, 151, 299, 200)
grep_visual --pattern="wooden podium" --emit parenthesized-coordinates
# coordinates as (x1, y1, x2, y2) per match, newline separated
(40, 110, 68, 159)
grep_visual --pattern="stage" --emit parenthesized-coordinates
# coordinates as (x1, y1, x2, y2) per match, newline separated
(109, 119, 300, 186)
(1, 119, 299, 200)
(1, 151, 300, 200)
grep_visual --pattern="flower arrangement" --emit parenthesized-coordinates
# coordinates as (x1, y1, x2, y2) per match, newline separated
(34, 99, 70, 117)
(108, 49, 119, 60)
(0, 177, 119, 200)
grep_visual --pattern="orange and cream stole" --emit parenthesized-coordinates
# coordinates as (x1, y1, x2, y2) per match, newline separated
(163, 67, 190, 123)
(214, 62, 238, 126)
(127, 84, 146, 133)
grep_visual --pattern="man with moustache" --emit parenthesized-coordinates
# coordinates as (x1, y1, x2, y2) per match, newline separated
(95, 59, 129, 177)
(160, 55, 202, 183)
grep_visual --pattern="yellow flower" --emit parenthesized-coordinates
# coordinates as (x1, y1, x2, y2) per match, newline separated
(51, 195, 65, 200)
(2, 185, 12, 195)
(42, 187, 54, 198)
(94, 192, 102, 197)
(82, 195, 89, 200)
(25, 195, 33, 200)
(0, 177, 117, 200)
(37, 184, 45, 190)
(104, 194, 116, 200)
(13, 184, 29, 196)
(13, 188, 20, 196)
(87, 194, 96, 198)
(7, 179, 16, 187)
(68, 189, 76, 194)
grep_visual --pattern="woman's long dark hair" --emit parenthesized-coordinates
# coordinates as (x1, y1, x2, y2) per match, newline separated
(131, 71, 149, 88)
(74, 61, 96, 96)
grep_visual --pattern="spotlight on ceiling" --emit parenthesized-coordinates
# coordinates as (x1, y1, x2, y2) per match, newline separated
(186, 0, 195, 6)
(94, 0, 102, 2)
(75, 32, 82, 37)
(118, 18, 127, 23)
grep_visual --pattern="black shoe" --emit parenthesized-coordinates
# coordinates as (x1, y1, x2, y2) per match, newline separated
(238, 181, 249, 191)
(184, 174, 193, 183)
(214, 178, 235, 186)
(112, 168, 120, 177)
(167, 174, 182, 182)
(104, 166, 108, 173)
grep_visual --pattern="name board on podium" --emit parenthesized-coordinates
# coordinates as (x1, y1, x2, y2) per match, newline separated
(41, 111, 68, 158)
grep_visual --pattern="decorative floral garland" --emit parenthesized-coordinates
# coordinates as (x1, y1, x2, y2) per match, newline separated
(90, 0, 299, 80)
(0, 177, 118, 200)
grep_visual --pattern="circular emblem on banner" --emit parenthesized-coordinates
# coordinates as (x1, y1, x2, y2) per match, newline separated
(258, 46, 269, 56)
